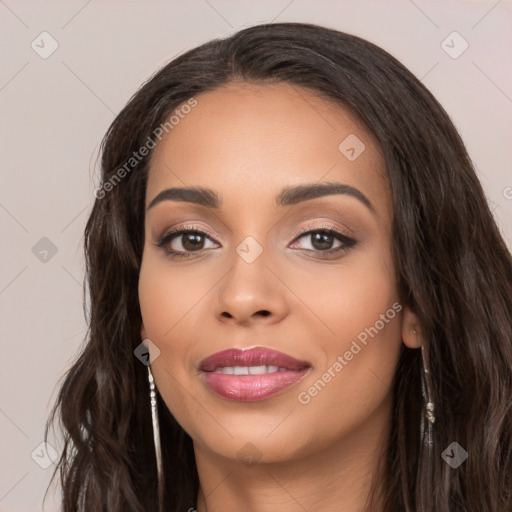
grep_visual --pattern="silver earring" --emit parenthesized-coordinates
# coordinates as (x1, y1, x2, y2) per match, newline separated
(148, 365, 164, 508)
(419, 342, 435, 448)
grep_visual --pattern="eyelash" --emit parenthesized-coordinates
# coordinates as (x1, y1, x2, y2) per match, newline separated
(155, 223, 357, 260)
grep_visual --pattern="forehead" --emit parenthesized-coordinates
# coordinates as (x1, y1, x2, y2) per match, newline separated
(146, 82, 390, 219)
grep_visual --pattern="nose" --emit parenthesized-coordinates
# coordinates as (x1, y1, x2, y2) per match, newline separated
(213, 245, 289, 327)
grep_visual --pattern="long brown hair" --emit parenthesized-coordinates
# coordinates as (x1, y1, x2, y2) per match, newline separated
(45, 22, 512, 511)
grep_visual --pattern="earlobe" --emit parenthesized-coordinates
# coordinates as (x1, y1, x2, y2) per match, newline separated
(401, 306, 423, 349)
(140, 322, 147, 340)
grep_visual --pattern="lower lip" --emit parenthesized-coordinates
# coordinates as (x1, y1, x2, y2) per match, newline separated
(201, 369, 310, 401)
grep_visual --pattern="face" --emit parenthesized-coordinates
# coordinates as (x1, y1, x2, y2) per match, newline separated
(138, 81, 418, 466)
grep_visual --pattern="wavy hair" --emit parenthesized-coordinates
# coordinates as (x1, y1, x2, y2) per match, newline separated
(45, 22, 512, 511)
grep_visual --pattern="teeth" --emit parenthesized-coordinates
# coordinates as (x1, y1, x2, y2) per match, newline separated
(214, 365, 284, 375)
(248, 365, 266, 375)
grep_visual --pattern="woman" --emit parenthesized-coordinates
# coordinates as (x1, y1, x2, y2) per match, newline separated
(45, 22, 512, 512)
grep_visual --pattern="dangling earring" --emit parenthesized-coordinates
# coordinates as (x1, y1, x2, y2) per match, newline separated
(415, 330, 435, 448)
(148, 365, 164, 509)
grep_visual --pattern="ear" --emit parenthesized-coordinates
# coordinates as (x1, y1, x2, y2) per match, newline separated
(140, 322, 147, 341)
(401, 306, 422, 349)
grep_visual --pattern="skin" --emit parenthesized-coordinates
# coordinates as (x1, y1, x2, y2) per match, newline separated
(138, 81, 422, 512)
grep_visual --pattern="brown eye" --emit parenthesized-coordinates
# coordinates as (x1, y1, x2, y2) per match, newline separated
(290, 228, 356, 255)
(310, 232, 337, 251)
(156, 228, 219, 258)
(180, 232, 206, 251)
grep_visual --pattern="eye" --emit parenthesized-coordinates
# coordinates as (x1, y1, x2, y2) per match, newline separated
(155, 227, 219, 259)
(155, 223, 356, 260)
(289, 226, 356, 257)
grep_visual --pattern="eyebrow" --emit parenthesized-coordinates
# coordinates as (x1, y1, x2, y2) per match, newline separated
(147, 181, 375, 213)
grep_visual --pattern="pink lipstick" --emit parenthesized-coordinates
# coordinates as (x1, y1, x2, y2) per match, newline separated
(199, 347, 311, 401)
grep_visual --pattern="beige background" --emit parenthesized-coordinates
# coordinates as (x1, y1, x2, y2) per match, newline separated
(1, 1, 511, 510)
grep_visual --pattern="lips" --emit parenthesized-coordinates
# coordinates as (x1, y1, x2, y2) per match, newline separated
(199, 347, 311, 401)
(199, 347, 310, 372)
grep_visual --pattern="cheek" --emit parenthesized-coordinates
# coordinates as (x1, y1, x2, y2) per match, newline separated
(287, 245, 399, 355)
(138, 255, 213, 341)
(291, 252, 402, 428)
(138, 255, 219, 433)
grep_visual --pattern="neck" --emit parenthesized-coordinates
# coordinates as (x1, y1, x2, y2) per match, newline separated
(194, 399, 391, 512)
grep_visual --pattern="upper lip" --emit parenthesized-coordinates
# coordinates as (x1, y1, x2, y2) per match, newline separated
(199, 347, 311, 372)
